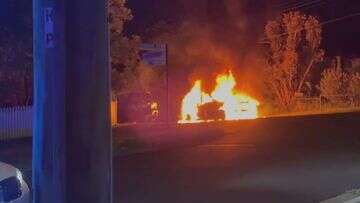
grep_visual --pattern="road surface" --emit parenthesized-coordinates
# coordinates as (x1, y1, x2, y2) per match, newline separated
(114, 113, 360, 203)
(1, 113, 360, 202)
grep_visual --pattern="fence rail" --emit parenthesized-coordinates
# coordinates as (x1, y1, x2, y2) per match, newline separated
(0, 106, 32, 141)
(294, 94, 360, 113)
(0, 95, 360, 141)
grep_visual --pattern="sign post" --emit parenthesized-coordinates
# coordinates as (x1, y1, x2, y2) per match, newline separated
(140, 43, 169, 124)
(166, 44, 169, 124)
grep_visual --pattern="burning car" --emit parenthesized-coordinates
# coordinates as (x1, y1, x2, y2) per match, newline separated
(179, 71, 259, 123)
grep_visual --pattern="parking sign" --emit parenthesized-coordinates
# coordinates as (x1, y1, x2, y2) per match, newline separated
(139, 44, 167, 66)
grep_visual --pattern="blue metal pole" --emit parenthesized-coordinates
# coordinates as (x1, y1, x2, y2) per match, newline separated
(33, 0, 112, 202)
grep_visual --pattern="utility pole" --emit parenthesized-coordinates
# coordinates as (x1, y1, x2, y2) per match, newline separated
(33, 0, 112, 203)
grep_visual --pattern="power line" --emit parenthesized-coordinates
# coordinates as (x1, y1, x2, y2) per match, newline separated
(273, 0, 329, 15)
(276, 0, 309, 9)
(259, 11, 360, 44)
(283, 0, 323, 12)
(300, 1, 327, 11)
(321, 12, 360, 26)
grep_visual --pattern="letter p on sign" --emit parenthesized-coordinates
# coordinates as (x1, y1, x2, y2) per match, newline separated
(45, 7, 55, 48)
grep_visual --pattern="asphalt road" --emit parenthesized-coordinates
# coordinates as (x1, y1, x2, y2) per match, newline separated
(114, 113, 360, 203)
(1, 113, 360, 202)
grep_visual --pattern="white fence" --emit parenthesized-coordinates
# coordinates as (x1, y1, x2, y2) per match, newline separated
(0, 106, 32, 141)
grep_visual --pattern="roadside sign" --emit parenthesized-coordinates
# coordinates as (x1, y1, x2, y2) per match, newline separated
(139, 43, 169, 123)
(44, 7, 55, 48)
(139, 43, 167, 66)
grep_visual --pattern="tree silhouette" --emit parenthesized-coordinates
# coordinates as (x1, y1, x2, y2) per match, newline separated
(264, 11, 324, 110)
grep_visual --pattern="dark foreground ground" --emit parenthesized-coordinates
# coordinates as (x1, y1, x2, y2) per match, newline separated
(114, 113, 360, 203)
(1, 112, 360, 203)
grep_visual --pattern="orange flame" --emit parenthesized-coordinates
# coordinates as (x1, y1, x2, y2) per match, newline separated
(150, 102, 159, 117)
(179, 71, 259, 123)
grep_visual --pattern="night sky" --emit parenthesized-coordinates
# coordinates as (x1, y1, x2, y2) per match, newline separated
(126, 0, 360, 56)
(0, 0, 359, 56)
(0, 0, 31, 39)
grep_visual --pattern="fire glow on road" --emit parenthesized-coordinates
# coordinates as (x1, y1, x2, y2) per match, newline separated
(179, 71, 259, 123)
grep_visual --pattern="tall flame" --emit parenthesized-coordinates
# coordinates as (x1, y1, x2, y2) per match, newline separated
(179, 71, 259, 123)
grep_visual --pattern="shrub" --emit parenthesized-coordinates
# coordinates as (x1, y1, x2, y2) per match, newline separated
(319, 66, 348, 98)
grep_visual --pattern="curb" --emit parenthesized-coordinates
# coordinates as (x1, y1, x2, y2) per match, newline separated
(320, 190, 360, 203)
